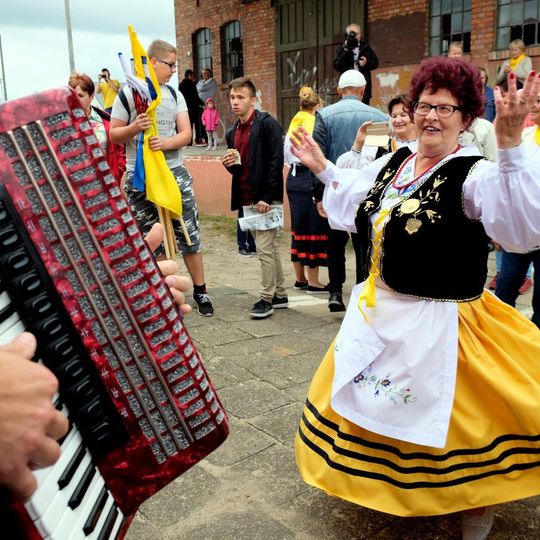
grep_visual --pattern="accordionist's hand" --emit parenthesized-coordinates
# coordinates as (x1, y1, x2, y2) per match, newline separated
(0, 333, 69, 501)
(144, 224, 193, 315)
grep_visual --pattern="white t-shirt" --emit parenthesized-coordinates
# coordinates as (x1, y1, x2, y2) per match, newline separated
(111, 84, 188, 170)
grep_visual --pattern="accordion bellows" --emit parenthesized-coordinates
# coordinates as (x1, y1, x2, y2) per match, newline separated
(0, 88, 228, 532)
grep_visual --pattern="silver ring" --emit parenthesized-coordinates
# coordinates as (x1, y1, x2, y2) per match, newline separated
(519, 98, 527, 104)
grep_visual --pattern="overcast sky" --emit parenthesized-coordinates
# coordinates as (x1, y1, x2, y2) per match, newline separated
(0, 0, 178, 102)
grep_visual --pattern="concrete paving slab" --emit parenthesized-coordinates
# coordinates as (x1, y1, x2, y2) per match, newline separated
(216, 380, 294, 419)
(248, 402, 304, 446)
(201, 418, 275, 468)
(227, 349, 320, 389)
(189, 320, 253, 347)
(203, 356, 255, 389)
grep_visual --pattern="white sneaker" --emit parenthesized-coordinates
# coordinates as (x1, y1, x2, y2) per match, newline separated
(462, 506, 495, 540)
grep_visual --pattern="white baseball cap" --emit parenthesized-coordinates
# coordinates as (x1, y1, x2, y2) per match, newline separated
(338, 69, 367, 89)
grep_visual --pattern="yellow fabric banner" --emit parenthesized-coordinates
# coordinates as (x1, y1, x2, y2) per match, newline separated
(128, 25, 182, 217)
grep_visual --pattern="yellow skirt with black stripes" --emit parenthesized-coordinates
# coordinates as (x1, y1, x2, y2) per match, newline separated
(295, 291, 540, 516)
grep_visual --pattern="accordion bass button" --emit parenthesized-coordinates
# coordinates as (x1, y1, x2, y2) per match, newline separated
(0, 224, 20, 248)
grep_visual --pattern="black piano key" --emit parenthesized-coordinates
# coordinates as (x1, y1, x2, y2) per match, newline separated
(97, 505, 119, 540)
(68, 462, 95, 509)
(0, 301, 15, 324)
(58, 443, 85, 489)
(83, 486, 108, 535)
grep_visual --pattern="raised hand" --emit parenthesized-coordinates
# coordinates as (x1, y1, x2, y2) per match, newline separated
(290, 127, 328, 174)
(494, 70, 540, 149)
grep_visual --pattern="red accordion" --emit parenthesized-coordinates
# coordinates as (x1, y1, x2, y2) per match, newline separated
(0, 88, 229, 539)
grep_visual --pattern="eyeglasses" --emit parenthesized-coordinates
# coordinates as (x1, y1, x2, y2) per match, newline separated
(156, 59, 177, 71)
(413, 102, 462, 118)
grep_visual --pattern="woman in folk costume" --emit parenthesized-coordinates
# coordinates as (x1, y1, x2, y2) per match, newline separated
(291, 56, 540, 540)
(337, 94, 417, 169)
(284, 86, 329, 292)
(496, 39, 533, 87)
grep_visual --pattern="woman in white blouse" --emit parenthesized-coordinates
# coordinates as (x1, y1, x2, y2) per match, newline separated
(337, 93, 417, 169)
(292, 57, 540, 540)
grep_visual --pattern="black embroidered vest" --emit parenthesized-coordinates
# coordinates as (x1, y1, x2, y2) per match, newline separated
(355, 147, 488, 301)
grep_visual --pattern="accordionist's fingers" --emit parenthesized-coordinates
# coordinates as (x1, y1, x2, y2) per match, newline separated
(28, 435, 63, 471)
(164, 275, 192, 314)
(0, 332, 36, 358)
(145, 222, 165, 252)
(4, 465, 37, 502)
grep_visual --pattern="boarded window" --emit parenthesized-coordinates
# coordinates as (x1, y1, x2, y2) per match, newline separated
(429, 0, 472, 56)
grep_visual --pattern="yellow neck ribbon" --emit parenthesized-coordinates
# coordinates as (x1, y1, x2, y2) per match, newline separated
(357, 208, 390, 322)
(535, 126, 540, 146)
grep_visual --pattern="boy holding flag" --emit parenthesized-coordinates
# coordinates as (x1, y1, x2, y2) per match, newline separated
(110, 38, 214, 316)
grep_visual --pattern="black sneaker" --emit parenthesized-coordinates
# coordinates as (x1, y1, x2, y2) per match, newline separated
(250, 299, 274, 318)
(272, 295, 289, 309)
(238, 248, 255, 257)
(193, 292, 214, 317)
(328, 292, 346, 312)
(307, 284, 328, 294)
(293, 281, 308, 290)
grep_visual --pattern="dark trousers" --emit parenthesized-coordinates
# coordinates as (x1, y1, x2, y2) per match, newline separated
(496, 249, 539, 329)
(195, 108, 207, 144)
(236, 207, 256, 252)
(327, 229, 363, 293)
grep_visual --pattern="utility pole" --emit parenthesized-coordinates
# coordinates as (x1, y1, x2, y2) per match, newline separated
(64, 0, 75, 73)
(0, 34, 7, 102)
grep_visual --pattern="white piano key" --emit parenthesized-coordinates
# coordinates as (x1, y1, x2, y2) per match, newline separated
(0, 290, 10, 310)
(32, 418, 75, 486)
(0, 314, 24, 345)
(27, 429, 83, 518)
(29, 446, 91, 536)
(58, 469, 105, 540)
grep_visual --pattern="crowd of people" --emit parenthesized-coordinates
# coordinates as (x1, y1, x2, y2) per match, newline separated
(1, 20, 539, 540)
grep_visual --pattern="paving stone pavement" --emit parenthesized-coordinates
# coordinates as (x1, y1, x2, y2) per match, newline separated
(125, 218, 539, 540)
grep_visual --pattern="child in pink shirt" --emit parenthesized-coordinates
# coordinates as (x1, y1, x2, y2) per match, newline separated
(201, 98, 220, 150)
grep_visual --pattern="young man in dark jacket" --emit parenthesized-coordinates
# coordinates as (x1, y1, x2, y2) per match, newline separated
(222, 77, 287, 318)
(333, 23, 379, 105)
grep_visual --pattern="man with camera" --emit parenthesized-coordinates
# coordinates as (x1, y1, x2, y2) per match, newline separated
(97, 68, 120, 113)
(333, 23, 378, 105)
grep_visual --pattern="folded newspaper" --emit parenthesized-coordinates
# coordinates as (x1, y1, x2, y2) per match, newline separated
(239, 205, 284, 231)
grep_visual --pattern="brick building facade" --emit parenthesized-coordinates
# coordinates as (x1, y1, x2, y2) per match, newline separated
(174, 0, 540, 131)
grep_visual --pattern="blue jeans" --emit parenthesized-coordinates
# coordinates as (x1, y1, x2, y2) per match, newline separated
(237, 207, 256, 252)
(496, 249, 539, 328)
(496, 248, 532, 277)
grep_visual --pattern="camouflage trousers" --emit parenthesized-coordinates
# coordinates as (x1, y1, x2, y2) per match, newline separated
(125, 165, 201, 257)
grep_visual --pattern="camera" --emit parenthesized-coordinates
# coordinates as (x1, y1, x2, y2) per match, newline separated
(345, 31, 359, 50)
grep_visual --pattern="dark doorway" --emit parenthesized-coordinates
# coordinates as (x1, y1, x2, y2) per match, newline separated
(276, 0, 365, 129)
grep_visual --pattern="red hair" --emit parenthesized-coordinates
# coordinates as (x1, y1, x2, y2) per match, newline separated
(409, 57, 484, 129)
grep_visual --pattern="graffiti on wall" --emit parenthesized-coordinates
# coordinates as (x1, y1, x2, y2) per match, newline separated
(286, 50, 338, 98)
(373, 67, 417, 109)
